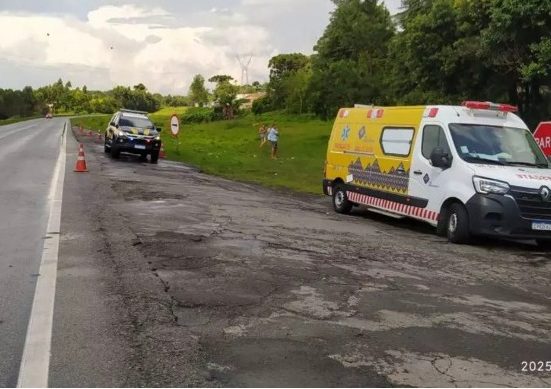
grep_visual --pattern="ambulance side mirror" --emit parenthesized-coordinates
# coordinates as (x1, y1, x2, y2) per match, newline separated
(430, 147, 452, 169)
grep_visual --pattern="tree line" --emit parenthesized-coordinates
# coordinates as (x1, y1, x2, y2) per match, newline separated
(0, 75, 264, 121)
(0, 79, 190, 120)
(1, 0, 549, 128)
(254, 0, 551, 128)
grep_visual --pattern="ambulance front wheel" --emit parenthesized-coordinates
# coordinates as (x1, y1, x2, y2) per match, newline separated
(446, 203, 471, 244)
(333, 185, 353, 214)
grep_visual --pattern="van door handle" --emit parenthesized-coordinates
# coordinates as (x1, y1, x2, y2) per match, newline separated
(414, 170, 423, 175)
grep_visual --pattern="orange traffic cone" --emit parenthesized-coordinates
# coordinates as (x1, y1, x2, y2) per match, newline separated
(74, 144, 88, 173)
(160, 144, 166, 159)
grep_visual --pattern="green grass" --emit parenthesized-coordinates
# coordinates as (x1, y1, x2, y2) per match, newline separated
(72, 115, 111, 132)
(0, 115, 42, 125)
(152, 106, 188, 116)
(71, 111, 332, 194)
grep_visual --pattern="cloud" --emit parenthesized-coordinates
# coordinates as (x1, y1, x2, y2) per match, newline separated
(0, 4, 277, 93)
(0, 1, 400, 93)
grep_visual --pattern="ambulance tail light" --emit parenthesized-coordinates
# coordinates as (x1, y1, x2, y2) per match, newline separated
(462, 101, 518, 113)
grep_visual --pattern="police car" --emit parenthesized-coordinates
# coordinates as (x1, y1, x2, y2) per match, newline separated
(105, 109, 162, 163)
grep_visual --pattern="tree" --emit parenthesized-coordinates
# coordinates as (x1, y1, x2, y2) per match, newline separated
(308, 0, 395, 118)
(111, 84, 160, 112)
(189, 74, 209, 107)
(209, 75, 239, 119)
(208, 75, 234, 84)
(267, 53, 310, 109)
(387, 0, 504, 105)
(282, 64, 313, 114)
(482, 0, 551, 127)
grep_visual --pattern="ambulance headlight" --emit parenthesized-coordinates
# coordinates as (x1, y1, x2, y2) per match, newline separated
(473, 176, 510, 195)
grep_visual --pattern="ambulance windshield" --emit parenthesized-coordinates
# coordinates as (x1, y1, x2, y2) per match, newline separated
(449, 124, 549, 168)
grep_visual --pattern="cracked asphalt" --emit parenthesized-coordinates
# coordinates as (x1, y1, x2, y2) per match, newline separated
(50, 128, 551, 387)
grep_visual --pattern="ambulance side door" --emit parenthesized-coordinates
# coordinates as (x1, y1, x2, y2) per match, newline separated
(409, 123, 454, 217)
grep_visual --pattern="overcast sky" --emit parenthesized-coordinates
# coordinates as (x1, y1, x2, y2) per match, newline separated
(0, 0, 402, 94)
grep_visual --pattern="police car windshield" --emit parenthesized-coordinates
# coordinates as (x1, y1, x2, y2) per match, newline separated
(449, 124, 549, 168)
(119, 116, 154, 129)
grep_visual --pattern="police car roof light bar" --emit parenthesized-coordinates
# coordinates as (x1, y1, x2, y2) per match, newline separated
(462, 101, 518, 113)
(120, 108, 149, 115)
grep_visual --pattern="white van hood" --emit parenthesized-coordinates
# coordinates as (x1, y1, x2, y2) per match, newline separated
(470, 165, 551, 189)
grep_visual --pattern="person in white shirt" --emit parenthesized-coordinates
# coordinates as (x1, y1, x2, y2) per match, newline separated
(266, 124, 279, 159)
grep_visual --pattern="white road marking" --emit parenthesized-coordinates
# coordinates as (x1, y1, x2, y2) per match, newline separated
(17, 121, 67, 388)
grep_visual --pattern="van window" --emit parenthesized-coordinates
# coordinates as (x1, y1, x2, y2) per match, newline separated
(422, 125, 450, 159)
(380, 128, 414, 156)
(449, 124, 548, 167)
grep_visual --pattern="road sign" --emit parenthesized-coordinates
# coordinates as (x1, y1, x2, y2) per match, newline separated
(534, 122, 551, 156)
(170, 114, 180, 137)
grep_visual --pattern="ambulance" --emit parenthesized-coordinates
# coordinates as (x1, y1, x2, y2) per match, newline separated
(322, 102, 551, 247)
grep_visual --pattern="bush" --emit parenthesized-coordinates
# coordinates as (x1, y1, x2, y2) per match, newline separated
(252, 97, 273, 115)
(181, 107, 215, 124)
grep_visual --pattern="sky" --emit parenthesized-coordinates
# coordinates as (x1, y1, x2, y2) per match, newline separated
(0, 0, 402, 94)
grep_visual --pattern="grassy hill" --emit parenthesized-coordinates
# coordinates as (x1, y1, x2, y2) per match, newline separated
(71, 109, 332, 194)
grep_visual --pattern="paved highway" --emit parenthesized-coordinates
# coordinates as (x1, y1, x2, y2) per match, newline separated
(0, 118, 64, 387)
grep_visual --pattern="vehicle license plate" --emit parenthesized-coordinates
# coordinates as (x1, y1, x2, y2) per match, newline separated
(532, 221, 551, 231)
(134, 145, 146, 150)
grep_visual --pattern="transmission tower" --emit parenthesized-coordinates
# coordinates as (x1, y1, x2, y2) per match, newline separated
(236, 55, 253, 85)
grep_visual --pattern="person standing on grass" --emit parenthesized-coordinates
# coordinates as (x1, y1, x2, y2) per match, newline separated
(258, 124, 267, 148)
(267, 124, 279, 159)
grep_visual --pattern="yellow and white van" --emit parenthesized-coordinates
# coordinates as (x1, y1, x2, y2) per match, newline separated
(323, 102, 551, 246)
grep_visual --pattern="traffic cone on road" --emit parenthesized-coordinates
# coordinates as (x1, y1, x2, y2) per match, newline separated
(160, 144, 166, 159)
(74, 144, 89, 173)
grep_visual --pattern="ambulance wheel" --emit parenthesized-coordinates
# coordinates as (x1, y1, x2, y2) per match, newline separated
(447, 203, 470, 244)
(536, 239, 551, 250)
(436, 207, 448, 237)
(333, 185, 352, 214)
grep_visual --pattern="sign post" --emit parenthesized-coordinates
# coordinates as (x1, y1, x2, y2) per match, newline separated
(534, 122, 551, 157)
(170, 114, 181, 154)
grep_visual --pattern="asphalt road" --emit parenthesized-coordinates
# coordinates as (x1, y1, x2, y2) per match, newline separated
(0, 118, 65, 387)
(48, 128, 551, 387)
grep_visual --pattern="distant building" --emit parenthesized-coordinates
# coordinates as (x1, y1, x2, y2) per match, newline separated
(236, 92, 267, 110)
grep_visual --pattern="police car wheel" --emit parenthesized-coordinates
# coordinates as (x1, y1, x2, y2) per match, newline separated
(111, 145, 120, 159)
(333, 185, 352, 214)
(447, 203, 470, 244)
(104, 138, 110, 153)
(150, 151, 159, 164)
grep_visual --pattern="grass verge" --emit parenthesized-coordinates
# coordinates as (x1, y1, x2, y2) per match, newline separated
(0, 115, 42, 125)
(71, 111, 332, 194)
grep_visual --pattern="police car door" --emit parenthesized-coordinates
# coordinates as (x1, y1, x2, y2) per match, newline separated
(409, 124, 454, 222)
